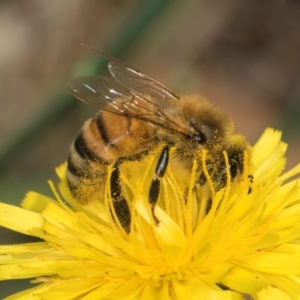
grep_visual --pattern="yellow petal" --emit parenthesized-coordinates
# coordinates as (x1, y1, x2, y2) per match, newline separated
(0, 242, 50, 255)
(138, 280, 170, 300)
(222, 267, 271, 294)
(0, 203, 44, 235)
(172, 278, 243, 299)
(257, 286, 293, 300)
(21, 191, 56, 213)
(241, 252, 300, 275)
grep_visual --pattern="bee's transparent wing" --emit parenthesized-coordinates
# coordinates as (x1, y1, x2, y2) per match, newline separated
(89, 49, 180, 108)
(68, 75, 189, 134)
(68, 76, 133, 114)
(107, 64, 180, 110)
(68, 48, 192, 135)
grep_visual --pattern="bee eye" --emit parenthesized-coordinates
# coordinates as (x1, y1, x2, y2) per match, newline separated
(193, 132, 207, 144)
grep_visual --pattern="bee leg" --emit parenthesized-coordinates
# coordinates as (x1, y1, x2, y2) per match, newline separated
(214, 152, 242, 190)
(197, 160, 214, 186)
(217, 152, 254, 195)
(197, 160, 214, 214)
(248, 175, 254, 194)
(229, 152, 253, 194)
(149, 145, 169, 224)
(110, 158, 131, 233)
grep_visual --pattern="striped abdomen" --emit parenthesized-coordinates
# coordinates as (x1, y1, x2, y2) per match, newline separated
(67, 111, 156, 204)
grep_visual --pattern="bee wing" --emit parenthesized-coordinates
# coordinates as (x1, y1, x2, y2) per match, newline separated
(68, 76, 133, 114)
(108, 64, 180, 109)
(68, 49, 191, 135)
(86, 48, 180, 105)
(68, 75, 188, 133)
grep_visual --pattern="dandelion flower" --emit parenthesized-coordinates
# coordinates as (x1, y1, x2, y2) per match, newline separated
(1, 128, 300, 300)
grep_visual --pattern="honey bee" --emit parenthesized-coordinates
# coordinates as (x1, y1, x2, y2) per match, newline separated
(67, 48, 250, 233)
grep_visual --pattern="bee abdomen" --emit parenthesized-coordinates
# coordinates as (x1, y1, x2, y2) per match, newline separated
(67, 130, 109, 181)
(95, 112, 111, 146)
(67, 155, 93, 179)
(67, 127, 110, 203)
(74, 131, 109, 164)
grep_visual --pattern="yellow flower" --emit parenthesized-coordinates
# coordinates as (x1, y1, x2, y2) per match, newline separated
(1, 128, 300, 300)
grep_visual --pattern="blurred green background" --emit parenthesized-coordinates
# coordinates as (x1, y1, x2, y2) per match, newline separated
(0, 0, 299, 298)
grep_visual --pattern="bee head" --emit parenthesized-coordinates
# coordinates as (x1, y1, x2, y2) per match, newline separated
(181, 95, 234, 149)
